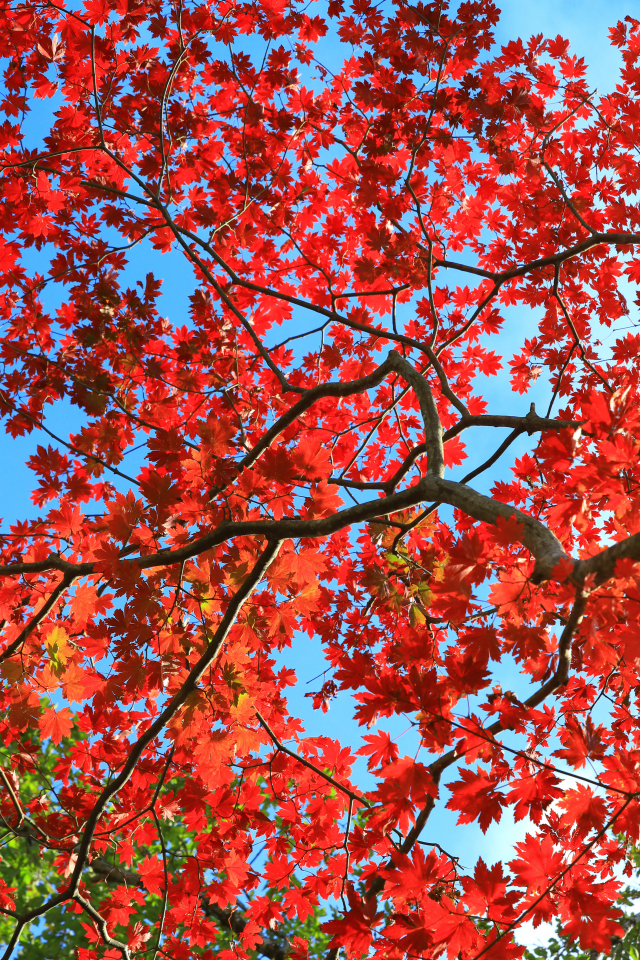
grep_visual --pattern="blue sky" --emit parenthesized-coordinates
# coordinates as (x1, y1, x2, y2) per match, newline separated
(0, 0, 635, 950)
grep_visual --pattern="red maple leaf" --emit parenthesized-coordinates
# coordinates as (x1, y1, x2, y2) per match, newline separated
(137, 856, 166, 896)
(446, 767, 506, 833)
(358, 730, 399, 769)
(38, 707, 73, 745)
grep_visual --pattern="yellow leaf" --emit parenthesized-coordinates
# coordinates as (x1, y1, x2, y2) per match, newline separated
(409, 604, 426, 627)
(45, 625, 72, 668)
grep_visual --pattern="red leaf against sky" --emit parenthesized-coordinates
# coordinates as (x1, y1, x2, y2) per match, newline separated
(447, 767, 507, 833)
(357, 731, 399, 770)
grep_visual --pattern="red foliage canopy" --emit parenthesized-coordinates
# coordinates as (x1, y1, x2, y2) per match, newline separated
(0, 0, 640, 958)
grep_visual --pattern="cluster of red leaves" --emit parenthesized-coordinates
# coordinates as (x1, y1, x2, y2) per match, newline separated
(2, 0, 640, 959)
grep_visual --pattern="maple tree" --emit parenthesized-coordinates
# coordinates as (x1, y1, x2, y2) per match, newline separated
(4, 0, 640, 957)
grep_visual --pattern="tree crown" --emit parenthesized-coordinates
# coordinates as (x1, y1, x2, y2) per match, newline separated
(1, 2, 640, 959)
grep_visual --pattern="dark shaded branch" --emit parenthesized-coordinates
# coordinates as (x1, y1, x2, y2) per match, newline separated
(0, 475, 579, 586)
(1, 540, 282, 943)
(67, 540, 282, 892)
(330, 407, 581, 494)
(387, 352, 444, 477)
(444, 407, 583, 441)
(460, 427, 521, 487)
(0, 572, 76, 662)
(74, 893, 131, 960)
(90, 856, 143, 887)
(436, 231, 640, 283)
(237, 354, 398, 474)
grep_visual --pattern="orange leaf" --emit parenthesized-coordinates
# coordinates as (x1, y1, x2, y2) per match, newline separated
(39, 706, 74, 744)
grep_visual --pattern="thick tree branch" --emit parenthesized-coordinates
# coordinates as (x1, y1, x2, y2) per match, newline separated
(387, 351, 445, 477)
